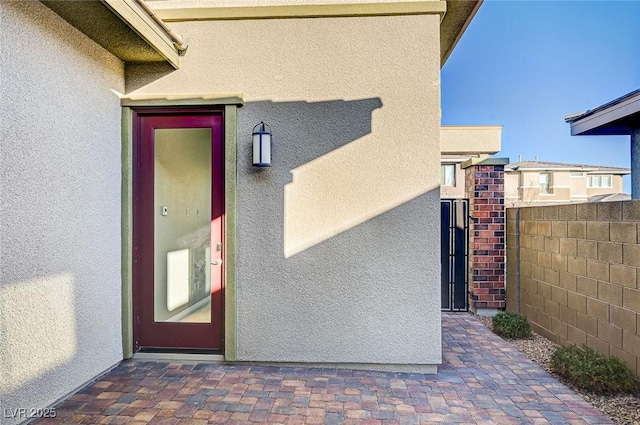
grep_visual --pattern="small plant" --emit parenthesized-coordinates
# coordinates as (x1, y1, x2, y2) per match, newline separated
(491, 311, 532, 339)
(550, 344, 639, 395)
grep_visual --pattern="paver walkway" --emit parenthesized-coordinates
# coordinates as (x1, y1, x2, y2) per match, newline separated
(33, 313, 612, 424)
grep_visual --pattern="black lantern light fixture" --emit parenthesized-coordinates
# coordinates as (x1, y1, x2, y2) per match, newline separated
(252, 121, 272, 167)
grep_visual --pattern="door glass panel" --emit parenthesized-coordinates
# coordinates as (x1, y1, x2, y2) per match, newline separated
(154, 128, 212, 323)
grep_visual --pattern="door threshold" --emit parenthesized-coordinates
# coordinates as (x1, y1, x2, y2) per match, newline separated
(133, 352, 225, 362)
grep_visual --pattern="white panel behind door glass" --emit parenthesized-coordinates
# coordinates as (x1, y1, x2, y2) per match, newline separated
(154, 128, 212, 323)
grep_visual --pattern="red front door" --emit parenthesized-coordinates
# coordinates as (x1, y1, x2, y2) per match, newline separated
(133, 109, 224, 351)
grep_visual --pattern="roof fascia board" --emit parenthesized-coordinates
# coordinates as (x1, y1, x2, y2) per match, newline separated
(507, 166, 595, 172)
(103, 0, 180, 68)
(506, 167, 630, 174)
(589, 170, 631, 175)
(153, 2, 446, 22)
(566, 89, 640, 123)
(568, 90, 640, 136)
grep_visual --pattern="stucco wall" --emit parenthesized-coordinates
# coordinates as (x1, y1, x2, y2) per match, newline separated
(0, 1, 124, 421)
(439, 126, 502, 200)
(569, 176, 588, 200)
(440, 126, 501, 155)
(504, 173, 520, 205)
(507, 202, 640, 378)
(128, 14, 442, 367)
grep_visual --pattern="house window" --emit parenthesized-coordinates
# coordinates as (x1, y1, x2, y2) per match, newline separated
(570, 172, 583, 178)
(539, 173, 551, 194)
(588, 175, 612, 188)
(441, 164, 456, 187)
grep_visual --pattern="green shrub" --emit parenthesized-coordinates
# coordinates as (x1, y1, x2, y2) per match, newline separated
(491, 311, 532, 339)
(550, 344, 639, 395)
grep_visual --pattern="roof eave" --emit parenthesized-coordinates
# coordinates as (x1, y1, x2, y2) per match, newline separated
(565, 89, 640, 136)
(41, 0, 182, 68)
(506, 167, 630, 175)
(440, 0, 483, 67)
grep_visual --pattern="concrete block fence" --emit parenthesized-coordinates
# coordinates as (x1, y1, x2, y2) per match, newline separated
(506, 201, 640, 378)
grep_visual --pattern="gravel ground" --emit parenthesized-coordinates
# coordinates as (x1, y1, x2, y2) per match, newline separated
(474, 314, 640, 425)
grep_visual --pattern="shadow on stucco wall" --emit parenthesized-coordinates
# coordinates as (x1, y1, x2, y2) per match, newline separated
(1, 3, 125, 421)
(237, 98, 436, 258)
(237, 98, 383, 258)
(234, 99, 441, 363)
(125, 62, 176, 94)
(239, 99, 382, 173)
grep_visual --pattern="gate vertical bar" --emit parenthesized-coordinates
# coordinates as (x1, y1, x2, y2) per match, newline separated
(441, 201, 452, 310)
(441, 199, 469, 311)
(453, 199, 468, 310)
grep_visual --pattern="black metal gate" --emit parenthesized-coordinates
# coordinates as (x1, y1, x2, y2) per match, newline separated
(441, 199, 469, 311)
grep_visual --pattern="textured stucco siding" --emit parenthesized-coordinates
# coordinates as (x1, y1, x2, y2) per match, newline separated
(440, 126, 501, 155)
(504, 173, 520, 203)
(612, 175, 624, 193)
(0, 1, 124, 421)
(569, 174, 588, 199)
(128, 14, 442, 366)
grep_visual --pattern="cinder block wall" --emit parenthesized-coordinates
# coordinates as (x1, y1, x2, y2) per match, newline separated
(506, 201, 640, 377)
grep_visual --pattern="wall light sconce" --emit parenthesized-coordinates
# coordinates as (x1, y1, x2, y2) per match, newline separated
(252, 121, 272, 167)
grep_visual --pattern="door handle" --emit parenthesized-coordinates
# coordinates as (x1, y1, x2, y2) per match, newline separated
(211, 259, 222, 266)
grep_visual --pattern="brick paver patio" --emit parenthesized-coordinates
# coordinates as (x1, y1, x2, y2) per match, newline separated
(32, 313, 612, 424)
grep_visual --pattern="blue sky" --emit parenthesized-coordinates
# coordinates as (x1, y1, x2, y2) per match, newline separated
(442, 0, 640, 192)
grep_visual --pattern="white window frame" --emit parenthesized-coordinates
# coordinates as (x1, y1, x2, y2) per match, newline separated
(587, 175, 613, 188)
(441, 164, 456, 187)
(539, 172, 552, 194)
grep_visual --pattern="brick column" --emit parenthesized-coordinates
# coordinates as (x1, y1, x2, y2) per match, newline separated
(462, 158, 509, 315)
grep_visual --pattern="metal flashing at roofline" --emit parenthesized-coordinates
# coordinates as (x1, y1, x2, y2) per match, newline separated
(505, 160, 631, 174)
(565, 89, 640, 136)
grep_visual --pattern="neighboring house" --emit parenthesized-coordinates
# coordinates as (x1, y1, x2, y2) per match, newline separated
(0, 0, 481, 421)
(504, 160, 630, 207)
(440, 126, 502, 198)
